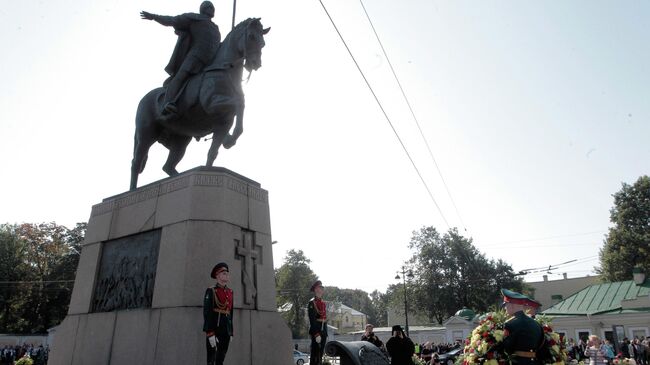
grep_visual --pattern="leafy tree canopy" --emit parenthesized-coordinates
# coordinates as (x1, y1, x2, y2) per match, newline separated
(407, 227, 523, 324)
(275, 249, 318, 338)
(598, 175, 650, 282)
(0, 222, 86, 333)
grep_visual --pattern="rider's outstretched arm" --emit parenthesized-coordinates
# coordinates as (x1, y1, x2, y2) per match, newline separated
(140, 12, 190, 29)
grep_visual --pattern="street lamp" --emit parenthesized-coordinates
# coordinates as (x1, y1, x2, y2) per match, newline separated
(395, 266, 414, 337)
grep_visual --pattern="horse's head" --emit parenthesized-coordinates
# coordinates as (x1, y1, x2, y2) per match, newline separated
(212, 18, 270, 72)
(238, 18, 270, 72)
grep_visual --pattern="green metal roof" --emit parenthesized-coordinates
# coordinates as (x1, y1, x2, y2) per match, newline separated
(542, 279, 650, 316)
(455, 307, 476, 321)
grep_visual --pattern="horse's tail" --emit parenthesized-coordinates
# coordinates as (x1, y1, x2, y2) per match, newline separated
(130, 88, 164, 189)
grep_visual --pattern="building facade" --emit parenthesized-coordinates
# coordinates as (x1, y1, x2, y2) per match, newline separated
(542, 270, 650, 351)
(527, 274, 601, 310)
(329, 303, 367, 333)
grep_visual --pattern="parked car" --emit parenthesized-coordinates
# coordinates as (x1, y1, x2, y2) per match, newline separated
(438, 346, 463, 365)
(293, 349, 309, 365)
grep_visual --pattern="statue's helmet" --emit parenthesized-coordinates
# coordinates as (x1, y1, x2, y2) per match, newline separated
(200, 1, 215, 18)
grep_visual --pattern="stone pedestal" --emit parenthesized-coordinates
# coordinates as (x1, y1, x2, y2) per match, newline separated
(49, 167, 292, 365)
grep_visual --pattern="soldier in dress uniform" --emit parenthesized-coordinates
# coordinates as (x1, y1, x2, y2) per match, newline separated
(203, 262, 233, 365)
(500, 288, 544, 365)
(308, 280, 327, 365)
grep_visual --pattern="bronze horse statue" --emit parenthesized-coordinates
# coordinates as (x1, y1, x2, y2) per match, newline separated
(130, 18, 269, 190)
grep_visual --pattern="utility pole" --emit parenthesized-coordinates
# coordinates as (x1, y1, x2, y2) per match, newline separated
(231, 0, 237, 30)
(395, 266, 414, 337)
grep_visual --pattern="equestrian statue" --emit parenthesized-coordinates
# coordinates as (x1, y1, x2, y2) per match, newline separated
(131, 1, 270, 190)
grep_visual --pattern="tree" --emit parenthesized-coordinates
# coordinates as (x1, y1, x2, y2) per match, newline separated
(0, 224, 27, 332)
(598, 176, 650, 282)
(275, 249, 318, 338)
(407, 227, 522, 324)
(322, 287, 379, 326)
(369, 289, 390, 327)
(0, 222, 85, 333)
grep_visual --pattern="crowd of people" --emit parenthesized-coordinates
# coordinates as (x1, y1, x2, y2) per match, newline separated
(360, 325, 650, 365)
(0, 344, 49, 365)
(567, 335, 649, 365)
(360, 323, 461, 365)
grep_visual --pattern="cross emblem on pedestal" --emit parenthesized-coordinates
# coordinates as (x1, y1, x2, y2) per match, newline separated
(235, 230, 261, 307)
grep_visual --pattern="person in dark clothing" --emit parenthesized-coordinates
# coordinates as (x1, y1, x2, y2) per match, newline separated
(140, 1, 221, 117)
(421, 342, 433, 363)
(203, 262, 233, 365)
(621, 338, 631, 359)
(361, 324, 384, 350)
(386, 325, 415, 365)
(308, 280, 328, 365)
(498, 289, 545, 365)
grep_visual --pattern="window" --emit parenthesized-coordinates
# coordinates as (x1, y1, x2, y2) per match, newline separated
(453, 330, 464, 341)
(603, 331, 614, 343)
(628, 327, 649, 340)
(576, 329, 591, 342)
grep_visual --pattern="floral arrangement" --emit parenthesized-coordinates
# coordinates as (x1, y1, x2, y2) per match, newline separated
(460, 310, 509, 365)
(15, 357, 34, 365)
(459, 311, 568, 365)
(613, 356, 637, 365)
(536, 314, 568, 365)
(413, 355, 428, 365)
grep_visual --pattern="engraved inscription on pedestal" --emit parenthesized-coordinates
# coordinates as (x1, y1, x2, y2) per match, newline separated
(235, 230, 261, 308)
(92, 230, 161, 312)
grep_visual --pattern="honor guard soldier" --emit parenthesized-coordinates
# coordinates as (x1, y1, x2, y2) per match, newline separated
(500, 288, 544, 365)
(203, 262, 233, 365)
(308, 280, 327, 365)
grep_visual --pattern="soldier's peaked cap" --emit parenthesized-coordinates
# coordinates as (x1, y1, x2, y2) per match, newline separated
(501, 288, 541, 308)
(310, 280, 323, 292)
(211, 262, 229, 278)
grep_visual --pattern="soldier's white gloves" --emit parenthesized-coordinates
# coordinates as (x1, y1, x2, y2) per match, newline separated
(315, 335, 321, 344)
(208, 335, 218, 348)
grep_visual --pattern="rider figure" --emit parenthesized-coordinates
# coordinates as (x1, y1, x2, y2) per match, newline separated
(141, 1, 221, 117)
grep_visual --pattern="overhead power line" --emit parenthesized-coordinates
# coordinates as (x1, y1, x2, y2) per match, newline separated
(317, 0, 450, 229)
(518, 255, 598, 275)
(359, 0, 467, 232)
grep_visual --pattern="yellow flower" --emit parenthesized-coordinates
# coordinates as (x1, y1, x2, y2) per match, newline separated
(493, 330, 504, 342)
(485, 360, 499, 365)
(551, 333, 560, 342)
(552, 345, 560, 353)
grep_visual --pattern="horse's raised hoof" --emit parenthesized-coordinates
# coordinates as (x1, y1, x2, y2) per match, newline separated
(222, 136, 236, 149)
(162, 167, 179, 176)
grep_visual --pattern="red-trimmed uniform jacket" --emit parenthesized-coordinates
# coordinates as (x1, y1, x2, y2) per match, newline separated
(203, 285, 233, 336)
(307, 297, 327, 337)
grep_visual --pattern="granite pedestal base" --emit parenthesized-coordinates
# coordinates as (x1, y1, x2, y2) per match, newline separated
(49, 167, 292, 365)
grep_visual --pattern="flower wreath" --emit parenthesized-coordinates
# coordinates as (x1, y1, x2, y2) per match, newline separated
(459, 311, 568, 365)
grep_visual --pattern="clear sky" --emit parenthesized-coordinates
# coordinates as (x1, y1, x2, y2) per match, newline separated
(1, 0, 648, 294)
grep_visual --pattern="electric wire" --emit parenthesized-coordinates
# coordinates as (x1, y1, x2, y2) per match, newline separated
(359, 0, 467, 232)
(518, 255, 598, 275)
(317, 0, 451, 229)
